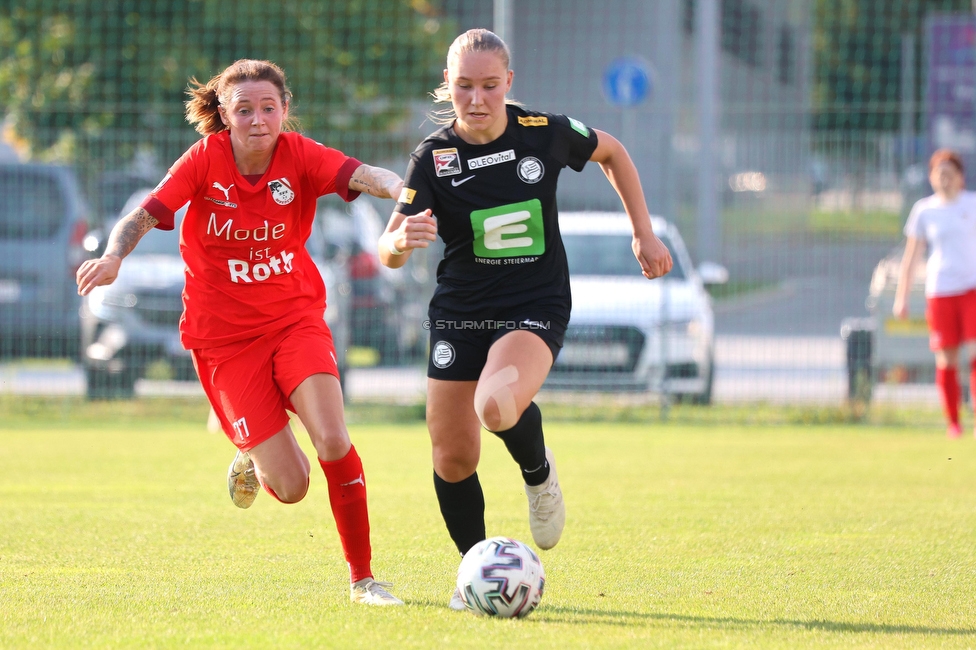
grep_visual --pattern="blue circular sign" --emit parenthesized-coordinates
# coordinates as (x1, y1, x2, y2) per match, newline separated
(602, 57, 652, 107)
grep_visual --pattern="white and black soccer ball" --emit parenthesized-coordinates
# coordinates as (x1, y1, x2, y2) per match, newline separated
(456, 536, 545, 618)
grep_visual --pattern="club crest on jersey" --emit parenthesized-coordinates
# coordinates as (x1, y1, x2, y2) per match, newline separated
(517, 157, 545, 184)
(431, 340, 456, 368)
(268, 178, 295, 205)
(433, 148, 462, 177)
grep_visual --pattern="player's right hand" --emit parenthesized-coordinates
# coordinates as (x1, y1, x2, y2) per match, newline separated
(633, 232, 673, 280)
(394, 209, 437, 251)
(76, 255, 122, 296)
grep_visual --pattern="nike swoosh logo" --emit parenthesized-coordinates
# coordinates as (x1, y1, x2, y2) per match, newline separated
(451, 175, 475, 187)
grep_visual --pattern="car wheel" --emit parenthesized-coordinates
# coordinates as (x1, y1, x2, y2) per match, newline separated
(844, 327, 873, 403)
(85, 366, 137, 400)
(690, 353, 715, 406)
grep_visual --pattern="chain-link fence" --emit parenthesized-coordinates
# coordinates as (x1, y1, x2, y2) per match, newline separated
(0, 0, 970, 424)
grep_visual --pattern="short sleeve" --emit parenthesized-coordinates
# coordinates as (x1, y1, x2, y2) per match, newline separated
(549, 114, 599, 172)
(301, 135, 360, 201)
(146, 140, 208, 230)
(904, 199, 926, 240)
(333, 157, 362, 202)
(394, 150, 435, 216)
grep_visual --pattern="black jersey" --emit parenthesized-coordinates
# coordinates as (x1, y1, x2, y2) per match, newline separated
(396, 105, 599, 314)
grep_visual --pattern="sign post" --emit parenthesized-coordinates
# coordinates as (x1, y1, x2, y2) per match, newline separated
(602, 57, 653, 151)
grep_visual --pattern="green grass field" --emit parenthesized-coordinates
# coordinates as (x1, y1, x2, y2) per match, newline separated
(2, 398, 975, 649)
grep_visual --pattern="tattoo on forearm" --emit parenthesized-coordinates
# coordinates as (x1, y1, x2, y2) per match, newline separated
(105, 208, 158, 258)
(350, 165, 400, 199)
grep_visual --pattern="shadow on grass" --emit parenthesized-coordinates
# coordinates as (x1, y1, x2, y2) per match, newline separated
(537, 606, 976, 637)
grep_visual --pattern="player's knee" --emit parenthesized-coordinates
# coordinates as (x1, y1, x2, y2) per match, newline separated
(477, 396, 520, 431)
(474, 365, 520, 431)
(433, 447, 479, 482)
(264, 474, 310, 504)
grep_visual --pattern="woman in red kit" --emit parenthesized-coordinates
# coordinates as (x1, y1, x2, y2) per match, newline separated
(894, 149, 976, 438)
(76, 59, 403, 605)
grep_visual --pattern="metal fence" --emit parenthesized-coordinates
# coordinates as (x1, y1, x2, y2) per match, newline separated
(0, 0, 970, 425)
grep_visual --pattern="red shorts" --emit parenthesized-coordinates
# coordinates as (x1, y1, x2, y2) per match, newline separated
(925, 289, 976, 351)
(191, 315, 340, 451)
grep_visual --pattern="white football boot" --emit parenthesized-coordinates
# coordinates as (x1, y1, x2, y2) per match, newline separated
(449, 587, 466, 611)
(524, 447, 565, 550)
(350, 578, 404, 606)
(227, 450, 260, 509)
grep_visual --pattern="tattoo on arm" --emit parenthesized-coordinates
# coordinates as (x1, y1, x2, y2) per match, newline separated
(105, 208, 158, 259)
(349, 164, 401, 199)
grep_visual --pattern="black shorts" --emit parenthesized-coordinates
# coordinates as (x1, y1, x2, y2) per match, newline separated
(426, 304, 569, 381)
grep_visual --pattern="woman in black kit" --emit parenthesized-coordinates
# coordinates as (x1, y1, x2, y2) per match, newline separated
(378, 28, 673, 609)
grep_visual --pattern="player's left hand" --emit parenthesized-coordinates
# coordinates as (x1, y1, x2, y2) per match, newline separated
(633, 233, 673, 279)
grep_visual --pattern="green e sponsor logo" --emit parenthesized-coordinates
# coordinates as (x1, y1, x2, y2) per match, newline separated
(470, 199, 546, 258)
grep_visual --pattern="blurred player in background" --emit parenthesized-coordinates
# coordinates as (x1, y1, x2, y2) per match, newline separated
(894, 148, 976, 439)
(76, 59, 404, 605)
(378, 29, 672, 609)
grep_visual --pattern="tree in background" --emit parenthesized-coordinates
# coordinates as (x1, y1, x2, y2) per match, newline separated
(0, 0, 452, 172)
(811, 0, 969, 132)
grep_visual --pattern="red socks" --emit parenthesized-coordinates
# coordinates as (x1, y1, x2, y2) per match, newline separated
(936, 367, 961, 428)
(319, 445, 372, 583)
(971, 361, 976, 411)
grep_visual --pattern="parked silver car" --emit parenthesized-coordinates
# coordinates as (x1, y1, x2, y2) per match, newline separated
(0, 163, 90, 358)
(545, 212, 727, 404)
(81, 190, 351, 398)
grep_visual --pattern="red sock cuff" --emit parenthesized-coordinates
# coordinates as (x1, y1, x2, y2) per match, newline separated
(349, 564, 373, 583)
(318, 445, 365, 486)
(262, 478, 309, 503)
(263, 482, 283, 502)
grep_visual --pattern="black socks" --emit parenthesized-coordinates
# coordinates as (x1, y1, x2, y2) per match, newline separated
(490, 401, 550, 486)
(433, 403, 550, 557)
(433, 470, 486, 557)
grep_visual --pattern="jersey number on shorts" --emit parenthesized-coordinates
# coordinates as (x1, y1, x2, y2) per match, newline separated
(470, 199, 545, 258)
(232, 417, 251, 440)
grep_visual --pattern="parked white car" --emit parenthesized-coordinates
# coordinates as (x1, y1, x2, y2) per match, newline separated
(545, 212, 727, 404)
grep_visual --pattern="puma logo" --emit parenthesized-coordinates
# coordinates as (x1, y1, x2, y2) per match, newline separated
(340, 474, 365, 488)
(213, 181, 234, 201)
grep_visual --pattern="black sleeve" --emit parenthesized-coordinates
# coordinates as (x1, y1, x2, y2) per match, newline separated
(548, 113, 600, 172)
(394, 149, 436, 215)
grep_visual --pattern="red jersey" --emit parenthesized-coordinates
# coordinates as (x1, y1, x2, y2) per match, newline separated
(143, 130, 361, 349)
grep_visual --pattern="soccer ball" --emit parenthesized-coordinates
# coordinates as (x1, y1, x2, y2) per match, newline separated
(456, 536, 545, 618)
